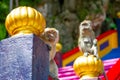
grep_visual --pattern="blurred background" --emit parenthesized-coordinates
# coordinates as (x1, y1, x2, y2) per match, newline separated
(0, 0, 120, 53)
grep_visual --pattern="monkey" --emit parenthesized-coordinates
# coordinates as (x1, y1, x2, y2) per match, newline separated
(91, 39, 99, 59)
(78, 20, 108, 80)
(78, 20, 99, 58)
(40, 28, 59, 80)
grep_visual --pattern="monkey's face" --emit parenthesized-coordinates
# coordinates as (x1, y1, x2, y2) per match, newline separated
(80, 20, 92, 31)
(44, 28, 59, 43)
(79, 20, 93, 36)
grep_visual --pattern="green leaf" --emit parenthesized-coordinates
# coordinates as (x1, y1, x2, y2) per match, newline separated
(0, 24, 7, 40)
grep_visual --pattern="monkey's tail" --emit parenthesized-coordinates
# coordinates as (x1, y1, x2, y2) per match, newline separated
(103, 69, 108, 80)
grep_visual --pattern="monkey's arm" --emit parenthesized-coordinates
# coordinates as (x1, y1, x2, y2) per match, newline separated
(49, 59, 59, 80)
(49, 44, 56, 61)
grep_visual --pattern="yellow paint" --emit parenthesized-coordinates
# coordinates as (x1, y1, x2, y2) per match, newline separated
(62, 51, 83, 67)
(98, 32, 118, 58)
(98, 45, 111, 58)
(110, 33, 118, 48)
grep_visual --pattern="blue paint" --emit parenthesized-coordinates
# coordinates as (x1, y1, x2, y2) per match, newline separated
(102, 47, 120, 60)
(66, 61, 74, 66)
(115, 18, 120, 46)
(100, 41, 109, 51)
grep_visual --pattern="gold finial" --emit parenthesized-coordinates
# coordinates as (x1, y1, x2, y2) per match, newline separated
(5, 6, 46, 36)
(117, 11, 120, 18)
(56, 43, 62, 52)
(73, 55, 104, 80)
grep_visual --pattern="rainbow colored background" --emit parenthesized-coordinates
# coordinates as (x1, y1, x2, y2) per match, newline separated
(62, 30, 118, 67)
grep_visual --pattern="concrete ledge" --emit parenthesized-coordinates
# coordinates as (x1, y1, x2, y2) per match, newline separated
(0, 34, 49, 80)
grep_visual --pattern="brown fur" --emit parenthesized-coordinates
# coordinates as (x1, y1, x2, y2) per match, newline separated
(40, 28, 59, 79)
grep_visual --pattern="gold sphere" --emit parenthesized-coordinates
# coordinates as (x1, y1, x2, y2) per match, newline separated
(73, 55, 103, 79)
(56, 43, 62, 52)
(5, 6, 46, 36)
(117, 12, 120, 18)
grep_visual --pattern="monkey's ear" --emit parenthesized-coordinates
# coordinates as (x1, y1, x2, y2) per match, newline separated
(55, 30, 59, 43)
(39, 32, 45, 40)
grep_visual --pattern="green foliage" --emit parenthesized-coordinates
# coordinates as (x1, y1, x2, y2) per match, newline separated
(19, 0, 42, 7)
(0, 1, 9, 22)
(0, 24, 7, 40)
(0, 0, 9, 40)
(76, 0, 104, 21)
(19, 0, 34, 6)
(77, 8, 88, 21)
(108, 3, 116, 18)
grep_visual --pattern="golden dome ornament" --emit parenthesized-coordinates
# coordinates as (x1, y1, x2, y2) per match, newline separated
(73, 55, 104, 80)
(5, 6, 46, 36)
(56, 43, 62, 52)
(117, 11, 120, 18)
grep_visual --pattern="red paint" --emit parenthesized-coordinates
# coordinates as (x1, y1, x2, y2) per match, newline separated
(96, 30, 117, 40)
(102, 59, 120, 80)
(62, 47, 79, 59)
